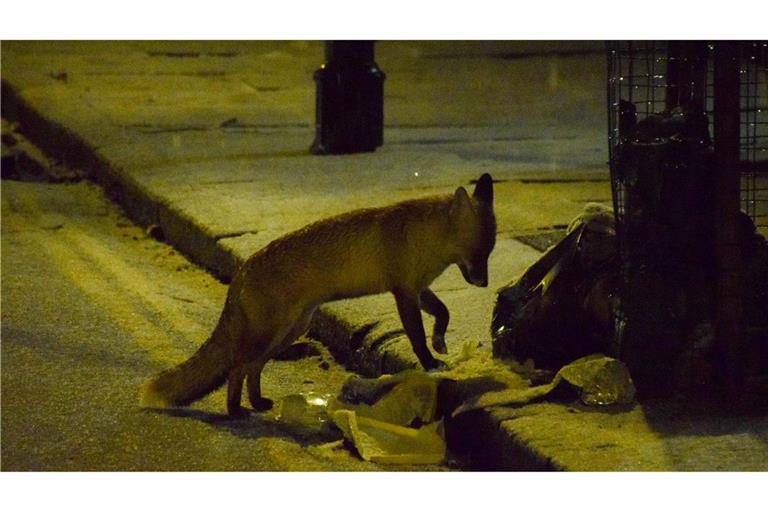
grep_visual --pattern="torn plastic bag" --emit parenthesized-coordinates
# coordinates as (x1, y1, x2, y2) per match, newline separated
(332, 410, 445, 465)
(278, 392, 334, 430)
(328, 370, 445, 465)
(336, 370, 438, 426)
(453, 354, 636, 416)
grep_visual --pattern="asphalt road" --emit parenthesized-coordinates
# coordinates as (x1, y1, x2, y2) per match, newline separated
(0, 178, 427, 471)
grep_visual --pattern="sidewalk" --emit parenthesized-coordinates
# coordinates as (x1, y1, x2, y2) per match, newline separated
(3, 41, 766, 470)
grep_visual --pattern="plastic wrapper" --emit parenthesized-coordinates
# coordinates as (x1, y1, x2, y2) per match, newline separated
(328, 370, 445, 465)
(453, 354, 636, 416)
(332, 410, 445, 465)
(278, 392, 333, 430)
(337, 370, 437, 425)
(558, 355, 636, 406)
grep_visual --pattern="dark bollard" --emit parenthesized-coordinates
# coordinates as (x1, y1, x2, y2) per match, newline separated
(310, 41, 386, 155)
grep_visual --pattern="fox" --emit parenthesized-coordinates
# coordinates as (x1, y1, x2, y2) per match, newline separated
(139, 173, 496, 416)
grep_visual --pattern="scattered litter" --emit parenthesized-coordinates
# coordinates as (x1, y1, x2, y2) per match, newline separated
(277, 392, 334, 432)
(331, 410, 445, 465)
(435, 340, 534, 388)
(336, 370, 437, 426)
(453, 354, 636, 416)
(280, 343, 634, 465)
(326, 371, 445, 465)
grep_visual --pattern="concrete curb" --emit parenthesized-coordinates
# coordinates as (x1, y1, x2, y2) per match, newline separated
(445, 407, 558, 470)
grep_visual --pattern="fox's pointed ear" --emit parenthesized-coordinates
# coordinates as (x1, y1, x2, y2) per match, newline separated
(473, 173, 494, 205)
(450, 186, 472, 218)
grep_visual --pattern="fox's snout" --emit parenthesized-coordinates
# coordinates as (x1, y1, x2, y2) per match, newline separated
(458, 261, 488, 288)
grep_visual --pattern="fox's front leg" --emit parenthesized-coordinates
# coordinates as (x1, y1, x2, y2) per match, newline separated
(419, 288, 449, 354)
(393, 289, 444, 371)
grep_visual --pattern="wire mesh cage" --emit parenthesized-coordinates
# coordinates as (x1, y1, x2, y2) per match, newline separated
(608, 41, 768, 234)
(738, 43, 768, 231)
(606, 41, 768, 397)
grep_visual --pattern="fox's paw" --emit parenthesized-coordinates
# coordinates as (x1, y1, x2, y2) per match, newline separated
(249, 397, 274, 412)
(428, 359, 448, 373)
(421, 357, 448, 373)
(432, 335, 448, 355)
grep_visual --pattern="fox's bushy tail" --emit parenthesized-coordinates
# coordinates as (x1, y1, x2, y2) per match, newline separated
(139, 322, 231, 409)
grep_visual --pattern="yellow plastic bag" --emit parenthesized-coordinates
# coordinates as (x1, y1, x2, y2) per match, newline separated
(453, 354, 636, 416)
(332, 410, 445, 465)
(329, 370, 445, 465)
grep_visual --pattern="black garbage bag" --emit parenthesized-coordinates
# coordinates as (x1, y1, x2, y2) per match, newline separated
(491, 204, 620, 370)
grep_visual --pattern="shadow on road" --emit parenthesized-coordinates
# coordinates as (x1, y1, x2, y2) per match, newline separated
(142, 406, 341, 446)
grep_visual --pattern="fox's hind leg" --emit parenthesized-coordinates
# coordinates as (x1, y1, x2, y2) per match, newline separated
(244, 359, 272, 412)
(419, 288, 450, 354)
(245, 306, 317, 411)
(227, 365, 248, 417)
